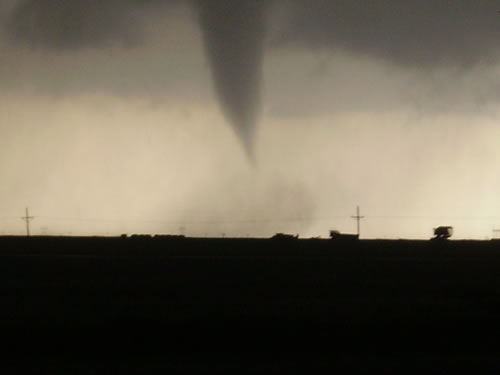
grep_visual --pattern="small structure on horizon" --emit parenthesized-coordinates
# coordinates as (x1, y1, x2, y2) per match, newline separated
(433, 226, 453, 240)
(271, 233, 299, 240)
(492, 229, 500, 240)
(129, 234, 153, 239)
(329, 230, 359, 241)
(154, 234, 186, 239)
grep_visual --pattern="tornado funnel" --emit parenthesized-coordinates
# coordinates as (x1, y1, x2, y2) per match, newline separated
(196, 0, 265, 161)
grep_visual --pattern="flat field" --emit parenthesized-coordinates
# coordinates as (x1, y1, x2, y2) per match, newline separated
(1, 236, 500, 372)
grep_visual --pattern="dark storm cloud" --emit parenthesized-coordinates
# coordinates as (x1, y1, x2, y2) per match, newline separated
(7, 0, 500, 64)
(3, 0, 500, 155)
(3, 0, 189, 49)
(5, 0, 143, 49)
(277, 0, 500, 66)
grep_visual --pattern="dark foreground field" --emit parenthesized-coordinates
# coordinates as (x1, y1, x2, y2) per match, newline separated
(1, 236, 500, 372)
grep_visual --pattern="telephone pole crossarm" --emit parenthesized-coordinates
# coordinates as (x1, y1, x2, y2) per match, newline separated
(351, 206, 364, 238)
(21, 208, 34, 237)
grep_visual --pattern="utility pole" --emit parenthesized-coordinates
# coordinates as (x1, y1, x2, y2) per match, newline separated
(21, 207, 34, 237)
(351, 206, 364, 238)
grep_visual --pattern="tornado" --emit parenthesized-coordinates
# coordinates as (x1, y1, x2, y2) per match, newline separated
(195, 0, 266, 161)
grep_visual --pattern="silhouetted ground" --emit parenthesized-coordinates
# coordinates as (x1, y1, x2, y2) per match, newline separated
(1, 236, 500, 372)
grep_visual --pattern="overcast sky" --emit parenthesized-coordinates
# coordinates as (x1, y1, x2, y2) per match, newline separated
(1, 1, 500, 239)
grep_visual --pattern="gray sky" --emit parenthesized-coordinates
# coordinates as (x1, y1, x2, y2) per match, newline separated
(1, 1, 500, 239)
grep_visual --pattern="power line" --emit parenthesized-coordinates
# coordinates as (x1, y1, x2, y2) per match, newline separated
(10, 212, 500, 229)
(369, 215, 500, 221)
(35, 215, 348, 225)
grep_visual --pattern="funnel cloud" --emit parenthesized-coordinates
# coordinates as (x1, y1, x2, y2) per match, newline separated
(196, 0, 266, 159)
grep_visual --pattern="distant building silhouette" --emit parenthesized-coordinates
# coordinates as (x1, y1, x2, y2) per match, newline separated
(153, 235, 186, 239)
(130, 234, 152, 239)
(329, 230, 359, 241)
(492, 229, 500, 240)
(433, 226, 453, 240)
(271, 233, 299, 240)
